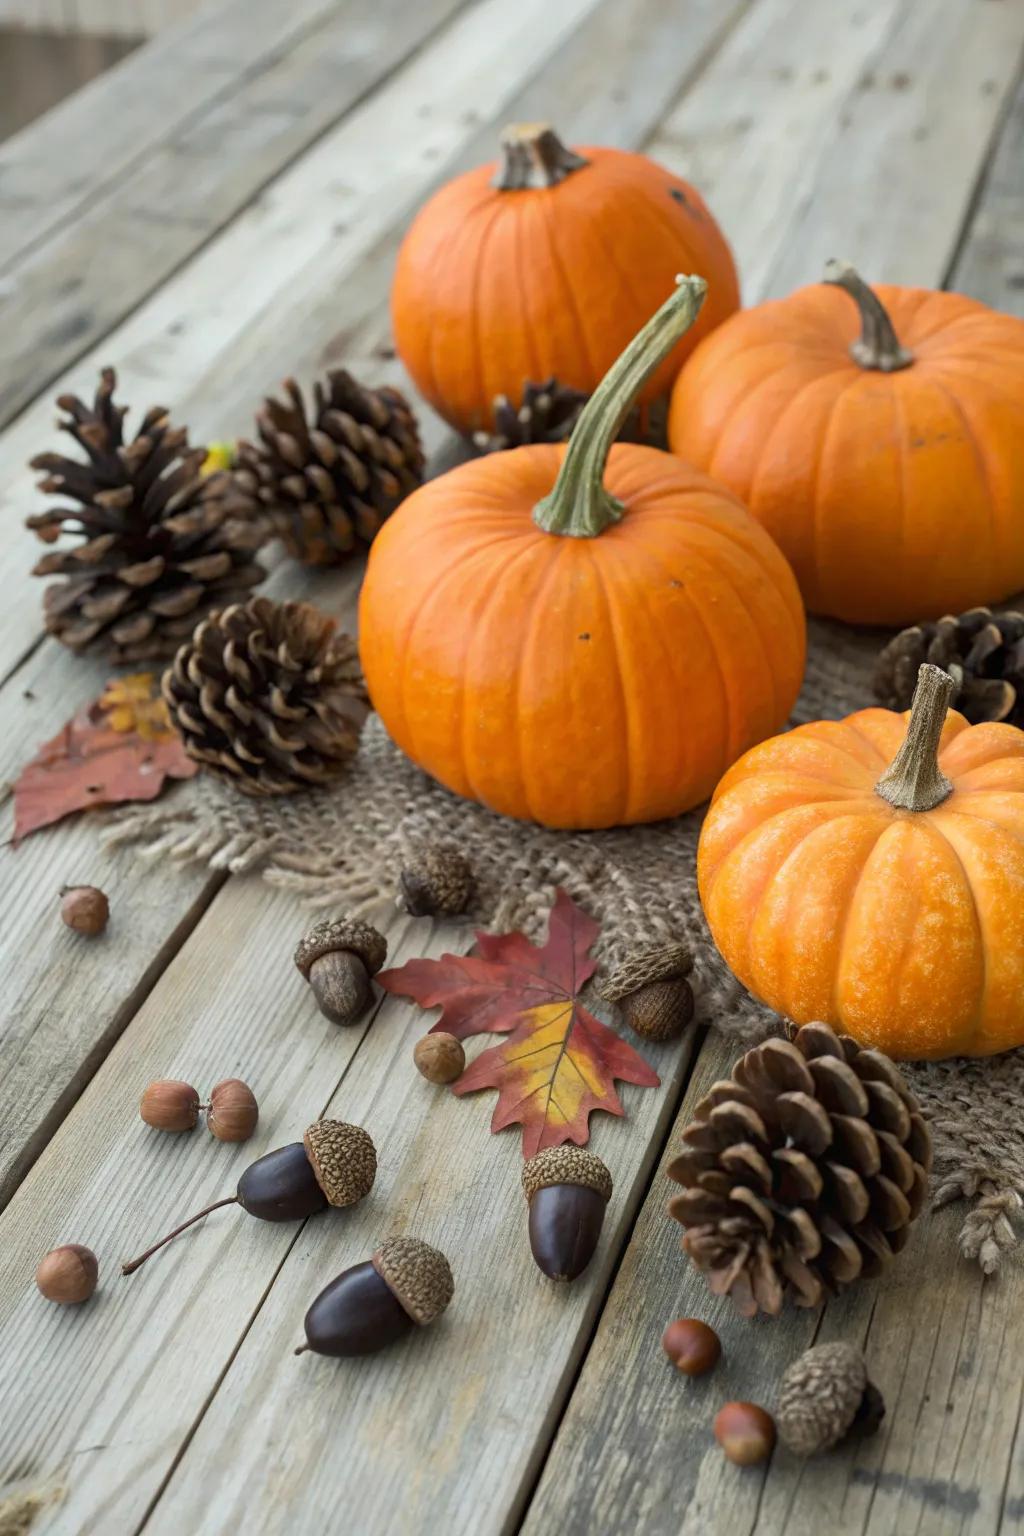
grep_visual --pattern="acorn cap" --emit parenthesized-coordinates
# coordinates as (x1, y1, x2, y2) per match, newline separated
(303, 1120, 377, 1207)
(372, 1236, 454, 1326)
(522, 1145, 613, 1204)
(597, 941, 693, 1002)
(399, 845, 474, 917)
(776, 1342, 878, 1455)
(294, 917, 387, 978)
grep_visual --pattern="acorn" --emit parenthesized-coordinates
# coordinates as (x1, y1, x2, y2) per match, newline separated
(294, 917, 387, 1025)
(522, 1146, 612, 1282)
(714, 1401, 776, 1465)
(776, 1342, 885, 1456)
(206, 1078, 259, 1142)
(597, 941, 693, 1042)
(59, 884, 109, 936)
(36, 1244, 98, 1305)
(398, 845, 474, 917)
(140, 1079, 200, 1132)
(295, 1236, 454, 1358)
(122, 1121, 376, 1274)
(413, 1031, 466, 1085)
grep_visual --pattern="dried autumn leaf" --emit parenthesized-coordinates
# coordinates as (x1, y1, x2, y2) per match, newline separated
(379, 889, 659, 1156)
(13, 672, 197, 842)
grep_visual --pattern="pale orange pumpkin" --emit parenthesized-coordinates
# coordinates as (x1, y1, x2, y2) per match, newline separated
(391, 123, 740, 437)
(668, 262, 1024, 625)
(698, 664, 1024, 1059)
(360, 277, 805, 831)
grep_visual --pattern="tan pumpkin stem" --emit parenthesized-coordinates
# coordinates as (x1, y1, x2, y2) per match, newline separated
(492, 123, 589, 190)
(824, 260, 913, 372)
(533, 274, 707, 538)
(875, 663, 955, 812)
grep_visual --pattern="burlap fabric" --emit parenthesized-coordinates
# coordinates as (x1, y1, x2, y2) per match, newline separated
(106, 615, 1024, 1271)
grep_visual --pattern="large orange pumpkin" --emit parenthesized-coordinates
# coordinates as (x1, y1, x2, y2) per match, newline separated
(391, 123, 740, 437)
(698, 663, 1024, 1059)
(668, 262, 1024, 625)
(361, 277, 804, 830)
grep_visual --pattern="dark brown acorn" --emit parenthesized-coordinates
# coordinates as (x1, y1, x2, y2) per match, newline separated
(522, 1146, 613, 1282)
(122, 1121, 375, 1274)
(294, 1236, 454, 1358)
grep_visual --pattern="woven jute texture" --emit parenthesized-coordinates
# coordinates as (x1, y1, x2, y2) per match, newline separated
(107, 616, 1024, 1272)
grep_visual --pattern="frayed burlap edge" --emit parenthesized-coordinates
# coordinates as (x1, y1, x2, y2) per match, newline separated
(104, 616, 1024, 1271)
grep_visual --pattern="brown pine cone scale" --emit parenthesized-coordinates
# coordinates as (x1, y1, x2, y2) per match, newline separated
(667, 1022, 931, 1318)
(874, 607, 1024, 726)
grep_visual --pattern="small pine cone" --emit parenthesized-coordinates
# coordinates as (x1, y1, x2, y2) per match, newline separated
(776, 1342, 885, 1456)
(472, 378, 588, 452)
(228, 371, 424, 566)
(163, 596, 367, 795)
(598, 942, 693, 1043)
(667, 1022, 932, 1318)
(874, 607, 1024, 727)
(26, 368, 267, 662)
(398, 845, 474, 917)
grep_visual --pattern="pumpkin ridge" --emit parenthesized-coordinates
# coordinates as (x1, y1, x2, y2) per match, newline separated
(467, 198, 513, 433)
(706, 365, 807, 490)
(538, 191, 599, 389)
(833, 716, 906, 772)
(829, 819, 893, 1028)
(745, 361, 858, 534)
(812, 366, 877, 608)
(919, 817, 988, 1042)
(928, 372, 1010, 584)
(586, 540, 642, 821)
(511, 536, 576, 824)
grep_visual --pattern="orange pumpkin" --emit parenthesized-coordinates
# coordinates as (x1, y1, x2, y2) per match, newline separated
(391, 123, 740, 437)
(668, 262, 1024, 625)
(361, 277, 805, 831)
(698, 663, 1024, 1059)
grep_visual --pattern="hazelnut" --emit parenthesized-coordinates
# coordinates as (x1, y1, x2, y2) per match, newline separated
(206, 1079, 259, 1142)
(36, 1244, 98, 1304)
(294, 917, 387, 1025)
(662, 1317, 721, 1376)
(140, 1079, 200, 1132)
(413, 1032, 466, 1084)
(60, 885, 109, 935)
(714, 1401, 776, 1465)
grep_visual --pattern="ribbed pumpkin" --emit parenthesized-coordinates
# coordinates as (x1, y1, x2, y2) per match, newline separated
(391, 123, 740, 437)
(668, 262, 1024, 625)
(699, 664, 1024, 1059)
(360, 277, 805, 831)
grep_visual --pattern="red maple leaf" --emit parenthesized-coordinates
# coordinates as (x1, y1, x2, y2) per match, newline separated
(378, 889, 659, 1157)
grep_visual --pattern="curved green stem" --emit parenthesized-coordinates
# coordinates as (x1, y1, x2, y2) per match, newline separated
(875, 663, 954, 812)
(533, 274, 707, 538)
(824, 260, 913, 373)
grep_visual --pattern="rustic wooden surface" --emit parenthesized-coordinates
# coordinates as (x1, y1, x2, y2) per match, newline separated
(0, 1, 1023, 1532)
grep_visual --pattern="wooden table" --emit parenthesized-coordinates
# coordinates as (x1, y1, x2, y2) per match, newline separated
(1, 1, 1022, 1531)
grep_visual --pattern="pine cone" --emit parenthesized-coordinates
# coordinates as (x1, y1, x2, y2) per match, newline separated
(667, 1022, 931, 1318)
(229, 371, 424, 566)
(26, 368, 266, 663)
(163, 596, 368, 796)
(471, 377, 661, 453)
(874, 607, 1024, 726)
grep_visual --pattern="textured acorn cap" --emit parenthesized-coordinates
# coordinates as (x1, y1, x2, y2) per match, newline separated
(522, 1145, 613, 1204)
(598, 941, 693, 1002)
(294, 916, 387, 978)
(776, 1342, 876, 1455)
(372, 1236, 454, 1326)
(303, 1120, 377, 1207)
(399, 845, 474, 917)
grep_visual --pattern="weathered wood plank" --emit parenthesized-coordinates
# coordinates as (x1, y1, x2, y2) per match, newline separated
(948, 66, 1024, 316)
(0, 0, 471, 430)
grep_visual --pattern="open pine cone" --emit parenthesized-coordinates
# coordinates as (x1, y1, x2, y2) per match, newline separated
(874, 607, 1024, 727)
(163, 597, 368, 796)
(26, 368, 266, 662)
(229, 371, 423, 566)
(667, 1023, 931, 1318)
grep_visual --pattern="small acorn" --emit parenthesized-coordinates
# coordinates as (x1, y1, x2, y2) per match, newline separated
(36, 1244, 98, 1305)
(413, 1031, 466, 1085)
(295, 1236, 454, 1358)
(59, 885, 109, 936)
(522, 1146, 612, 1282)
(776, 1342, 885, 1456)
(140, 1079, 201, 1132)
(398, 845, 474, 917)
(294, 917, 387, 1025)
(714, 1401, 776, 1465)
(662, 1317, 721, 1376)
(597, 941, 693, 1042)
(206, 1078, 259, 1142)
(122, 1121, 376, 1274)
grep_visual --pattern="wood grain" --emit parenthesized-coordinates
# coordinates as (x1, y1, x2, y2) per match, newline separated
(949, 67, 1024, 316)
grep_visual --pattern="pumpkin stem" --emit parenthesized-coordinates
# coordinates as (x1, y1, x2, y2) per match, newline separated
(533, 275, 707, 539)
(824, 260, 913, 372)
(875, 664, 955, 812)
(492, 124, 589, 190)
